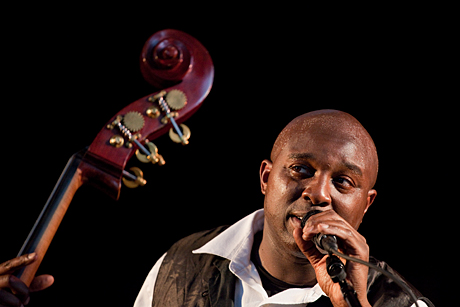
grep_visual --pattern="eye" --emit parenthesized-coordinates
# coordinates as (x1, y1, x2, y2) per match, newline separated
(289, 164, 314, 178)
(333, 176, 354, 189)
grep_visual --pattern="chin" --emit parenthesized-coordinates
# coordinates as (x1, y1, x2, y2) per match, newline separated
(281, 232, 308, 259)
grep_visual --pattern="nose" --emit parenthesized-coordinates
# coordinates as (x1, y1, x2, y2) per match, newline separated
(302, 173, 331, 207)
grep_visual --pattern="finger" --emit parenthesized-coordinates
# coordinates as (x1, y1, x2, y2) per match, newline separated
(302, 212, 357, 242)
(29, 275, 54, 292)
(301, 212, 370, 258)
(303, 210, 347, 229)
(293, 227, 310, 253)
(293, 228, 324, 266)
(0, 288, 23, 307)
(0, 275, 29, 305)
(0, 254, 37, 275)
(311, 220, 354, 240)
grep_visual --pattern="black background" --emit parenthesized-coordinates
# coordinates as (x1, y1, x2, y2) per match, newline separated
(1, 5, 453, 306)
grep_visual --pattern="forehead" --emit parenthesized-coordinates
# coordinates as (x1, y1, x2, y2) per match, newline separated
(271, 111, 378, 187)
(280, 129, 368, 173)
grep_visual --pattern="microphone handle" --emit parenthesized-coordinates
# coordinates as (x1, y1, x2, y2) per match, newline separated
(314, 233, 339, 254)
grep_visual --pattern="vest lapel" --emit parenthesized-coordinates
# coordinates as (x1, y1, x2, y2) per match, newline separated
(207, 258, 236, 307)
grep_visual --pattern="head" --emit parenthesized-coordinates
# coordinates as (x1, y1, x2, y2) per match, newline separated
(259, 109, 378, 257)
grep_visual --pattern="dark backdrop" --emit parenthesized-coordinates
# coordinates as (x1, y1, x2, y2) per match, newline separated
(1, 6, 452, 306)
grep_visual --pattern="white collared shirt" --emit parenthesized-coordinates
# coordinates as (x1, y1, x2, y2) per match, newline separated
(134, 209, 427, 307)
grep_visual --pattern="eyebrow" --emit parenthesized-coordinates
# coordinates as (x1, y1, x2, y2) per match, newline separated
(288, 152, 363, 177)
(343, 161, 363, 177)
(288, 153, 316, 161)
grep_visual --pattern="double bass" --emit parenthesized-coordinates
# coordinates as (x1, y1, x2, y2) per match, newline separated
(11, 29, 214, 286)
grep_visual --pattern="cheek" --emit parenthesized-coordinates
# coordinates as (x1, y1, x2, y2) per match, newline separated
(264, 173, 288, 217)
(333, 193, 368, 229)
(264, 172, 304, 225)
(264, 176, 283, 212)
(265, 170, 300, 207)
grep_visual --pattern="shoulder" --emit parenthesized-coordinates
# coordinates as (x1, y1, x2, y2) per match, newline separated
(152, 226, 235, 306)
(158, 225, 231, 272)
(367, 256, 421, 294)
(165, 225, 229, 256)
(367, 256, 434, 307)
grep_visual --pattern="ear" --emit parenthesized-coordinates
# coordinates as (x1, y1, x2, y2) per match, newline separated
(259, 159, 272, 195)
(357, 189, 377, 229)
(364, 189, 377, 214)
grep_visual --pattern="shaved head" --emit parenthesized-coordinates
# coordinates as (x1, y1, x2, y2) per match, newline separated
(259, 109, 379, 287)
(270, 110, 379, 188)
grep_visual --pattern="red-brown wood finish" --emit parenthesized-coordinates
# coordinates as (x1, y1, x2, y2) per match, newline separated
(85, 29, 214, 200)
(15, 29, 214, 286)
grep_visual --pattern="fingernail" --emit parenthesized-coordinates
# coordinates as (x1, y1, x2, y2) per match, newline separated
(27, 253, 37, 260)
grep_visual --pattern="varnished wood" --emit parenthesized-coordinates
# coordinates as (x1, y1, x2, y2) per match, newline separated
(14, 29, 214, 286)
(87, 29, 213, 200)
(15, 152, 84, 286)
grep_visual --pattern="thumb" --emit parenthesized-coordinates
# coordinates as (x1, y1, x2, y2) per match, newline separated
(29, 274, 54, 292)
(293, 228, 324, 267)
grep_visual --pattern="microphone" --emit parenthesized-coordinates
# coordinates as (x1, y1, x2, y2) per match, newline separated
(301, 210, 339, 254)
(301, 211, 421, 307)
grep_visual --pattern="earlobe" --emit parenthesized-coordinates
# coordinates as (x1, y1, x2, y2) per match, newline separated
(260, 159, 272, 195)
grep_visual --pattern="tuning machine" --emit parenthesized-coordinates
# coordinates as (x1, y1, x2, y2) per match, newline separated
(106, 111, 144, 147)
(135, 139, 165, 165)
(122, 167, 147, 189)
(107, 112, 165, 166)
(147, 89, 191, 145)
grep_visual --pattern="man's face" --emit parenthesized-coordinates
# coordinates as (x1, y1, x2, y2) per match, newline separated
(260, 126, 377, 257)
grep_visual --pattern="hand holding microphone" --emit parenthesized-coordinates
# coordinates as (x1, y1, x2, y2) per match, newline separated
(301, 210, 339, 254)
(295, 209, 365, 306)
(297, 209, 421, 307)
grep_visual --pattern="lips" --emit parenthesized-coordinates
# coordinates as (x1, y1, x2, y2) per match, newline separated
(288, 210, 322, 230)
(288, 214, 306, 229)
(292, 215, 304, 222)
(289, 213, 307, 221)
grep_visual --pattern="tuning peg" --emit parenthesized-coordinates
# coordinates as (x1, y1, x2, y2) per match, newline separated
(135, 140, 165, 165)
(148, 90, 190, 145)
(122, 167, 147, 188)
(169, 124, 190, 145)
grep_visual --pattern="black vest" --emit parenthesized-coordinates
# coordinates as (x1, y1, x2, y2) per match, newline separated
(152, 226, 433, 307)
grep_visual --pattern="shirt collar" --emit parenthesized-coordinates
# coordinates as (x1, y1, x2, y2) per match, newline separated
(193, 209, 327, 303)
(192, 208, 264, 265)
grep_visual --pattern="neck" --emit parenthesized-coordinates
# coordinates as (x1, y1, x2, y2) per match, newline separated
(15, 151, 85, 286)
(257, 229, 317, 287)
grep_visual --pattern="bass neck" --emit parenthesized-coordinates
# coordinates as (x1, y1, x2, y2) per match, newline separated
(11, 29, 214, 287)
(14, 150, 85, 286)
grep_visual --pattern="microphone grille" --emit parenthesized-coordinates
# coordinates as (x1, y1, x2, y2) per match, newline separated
(301, 210, 322, 228)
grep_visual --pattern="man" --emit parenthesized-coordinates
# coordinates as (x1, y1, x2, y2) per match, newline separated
(0, 110, 433, 306)
(132, 110, 432, 306)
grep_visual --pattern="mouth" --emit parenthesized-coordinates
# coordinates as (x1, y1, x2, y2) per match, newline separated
(288, 214, 306, 229)
(288, 209, 324, 230)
